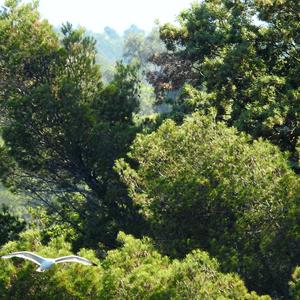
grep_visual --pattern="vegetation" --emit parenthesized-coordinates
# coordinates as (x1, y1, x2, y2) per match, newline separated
(0, 230, 270, 299)
(117, 113, 300, 297)
(0, 1, 146, 250)
(0, 205, 26, 246)
(148, 0, 300, 170)
(0, 0, 300, 298)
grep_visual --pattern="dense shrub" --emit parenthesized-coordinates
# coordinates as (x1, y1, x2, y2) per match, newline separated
(117, 112, 300, 297)
(0, 230, 101, 299)
(0, 230, 269, 299)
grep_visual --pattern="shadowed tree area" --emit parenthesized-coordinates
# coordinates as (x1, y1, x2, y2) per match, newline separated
(0, 1, 146, 250)
(0, 204, 26, 246)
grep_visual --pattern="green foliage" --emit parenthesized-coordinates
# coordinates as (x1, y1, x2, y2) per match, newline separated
(0, 183, 26, 211)
(0, 0, 59, 97)
(0, 230, 101, 299)
(1, 0, 299, 298)
(149, 0, 300, 166)
(290, 266, 300, 300)
(0, 204, 25, 246)
(28, 206, 79, 245)
(99, 232, 269, 300)
(87, 24, 163, 84)
(0, 1, 146, 250)
(0, 230, 269, 299)
(117, 112, 300, 297)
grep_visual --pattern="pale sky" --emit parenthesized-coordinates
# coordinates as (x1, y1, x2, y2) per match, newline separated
(1, 0, 195, 33)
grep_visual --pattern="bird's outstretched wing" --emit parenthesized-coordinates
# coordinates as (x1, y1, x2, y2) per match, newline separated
(1, 251, 45, 266)
(54, 255, 97, 266)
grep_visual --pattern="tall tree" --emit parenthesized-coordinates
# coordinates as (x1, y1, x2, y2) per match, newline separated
(117, 112, 300, 297)
(0, 0, 146, 249)
(148, 0, 300, 167)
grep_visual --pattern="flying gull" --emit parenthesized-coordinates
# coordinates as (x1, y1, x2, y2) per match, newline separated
(1, 251, 97, 272)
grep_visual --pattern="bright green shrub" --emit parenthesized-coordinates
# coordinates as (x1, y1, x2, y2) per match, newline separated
(0, 230, 269, 299)
(100, 232, 269, 300)
(0, 230, 101, 299)
(117, 112, 300, 297)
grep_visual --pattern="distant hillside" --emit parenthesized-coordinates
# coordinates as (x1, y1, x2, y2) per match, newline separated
(87, 27, 123, 63)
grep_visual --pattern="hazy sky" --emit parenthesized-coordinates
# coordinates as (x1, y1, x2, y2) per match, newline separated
(1, 0, 195, 33)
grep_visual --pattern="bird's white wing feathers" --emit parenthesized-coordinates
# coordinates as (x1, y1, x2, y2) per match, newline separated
(1, 252, 96, 268)
(1, 251, 45, 266)
(54, 255, 96, 266)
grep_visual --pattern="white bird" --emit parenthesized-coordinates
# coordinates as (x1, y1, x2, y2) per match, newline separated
(1, 251, 97, 272)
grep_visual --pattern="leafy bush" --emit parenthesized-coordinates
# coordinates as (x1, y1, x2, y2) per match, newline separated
(99, 232, 269, 300)
(117, 112, 300, 297)
(0, 230, 269, 299)
(0, 230, 101, 299)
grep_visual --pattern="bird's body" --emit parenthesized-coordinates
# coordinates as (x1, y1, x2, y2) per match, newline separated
(1, 251, 96, 272)
(37, 258, 56, 272)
